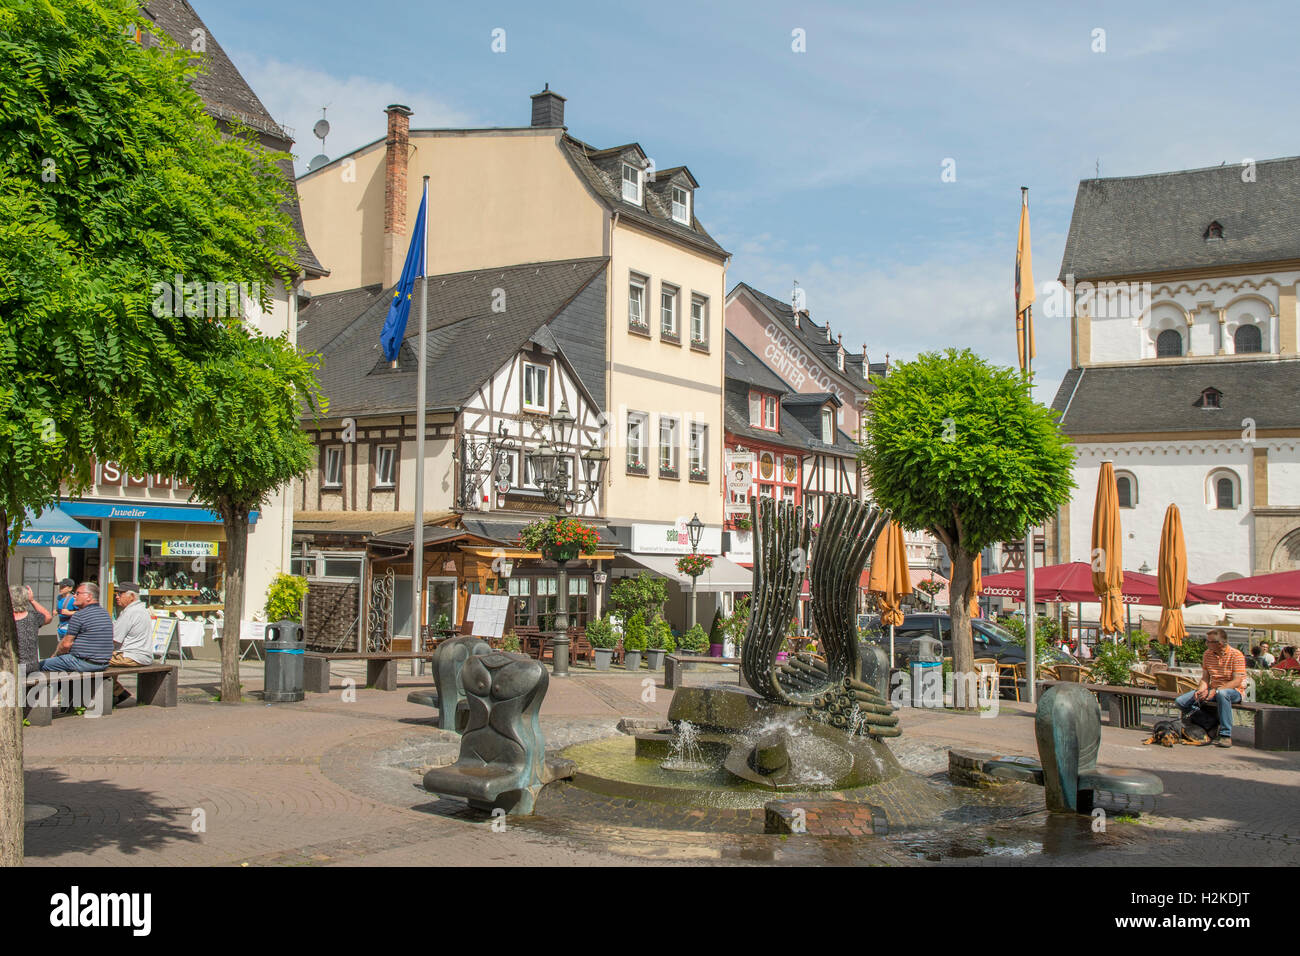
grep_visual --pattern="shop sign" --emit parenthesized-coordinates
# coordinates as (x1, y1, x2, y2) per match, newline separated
(727, 452, 754, 492)
(630, 522, 723, 555)
(160, 540, 219, 557)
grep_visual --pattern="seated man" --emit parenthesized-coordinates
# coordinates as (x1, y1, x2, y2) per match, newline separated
(1175, 628, 1246, 748)
(1274, 646, 1300, 672)
(39, 581, 114, 674)
(1259, 641, 1276, 668)
(109, 581, 154, 705)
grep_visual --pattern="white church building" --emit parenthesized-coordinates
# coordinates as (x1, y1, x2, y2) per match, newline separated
(1049, 156, 1300, 585)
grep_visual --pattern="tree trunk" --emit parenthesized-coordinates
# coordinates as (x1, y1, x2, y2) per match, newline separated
(947, 544, 976, 685)
(0, 513, 25, 865)
(219, 504, 250, 705)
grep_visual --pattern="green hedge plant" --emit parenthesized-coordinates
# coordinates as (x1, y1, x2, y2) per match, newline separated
(622, 612, 648, 653)
(585, 616, 617, 650)
(264, 573, 308, 623)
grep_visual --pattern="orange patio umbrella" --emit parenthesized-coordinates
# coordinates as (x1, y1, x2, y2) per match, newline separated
(868, 520, 912, 662)
(969, 556, 982, 618)
(1091, 461, 1124, 637)
(1158, 504, 1187, 649)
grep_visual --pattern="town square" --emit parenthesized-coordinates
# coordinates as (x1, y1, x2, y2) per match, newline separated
(1, 0, 1296, 917)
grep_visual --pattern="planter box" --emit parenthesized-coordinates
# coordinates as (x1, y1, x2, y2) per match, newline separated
(646, 649, 665, 671)
(623, 650, 642, 671)
(709, 643, 724, 658)
(593, 648, 614, 672)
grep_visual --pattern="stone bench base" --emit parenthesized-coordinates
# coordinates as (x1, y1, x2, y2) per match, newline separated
(23, 666, 177, 725)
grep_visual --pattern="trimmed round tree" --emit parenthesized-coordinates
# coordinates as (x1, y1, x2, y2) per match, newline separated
(859, 349, 1074, 682)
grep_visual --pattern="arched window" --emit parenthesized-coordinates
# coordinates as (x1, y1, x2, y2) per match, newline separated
(1234, 324, 1262, 354)
(1116, 474, 1136, 508)
(1216, 477, 1236, 510)
(1156, 329, 1183, 357)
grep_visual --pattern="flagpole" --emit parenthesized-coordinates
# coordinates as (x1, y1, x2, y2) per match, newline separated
(413, 176, 430, 676)
(1020, 186, 1036, 704)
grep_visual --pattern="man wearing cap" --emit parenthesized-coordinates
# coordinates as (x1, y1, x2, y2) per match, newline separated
(1176, 628, 1247, 748)
(39, 581, 113, 673)
(55, 578, 77, 640)
(110, 582, 155, 706)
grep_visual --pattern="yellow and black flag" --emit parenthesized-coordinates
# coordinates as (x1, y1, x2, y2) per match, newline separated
(1015, 188, 1035, 374)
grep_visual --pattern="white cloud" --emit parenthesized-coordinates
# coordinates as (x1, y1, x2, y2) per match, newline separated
(227, 53, 476, 174)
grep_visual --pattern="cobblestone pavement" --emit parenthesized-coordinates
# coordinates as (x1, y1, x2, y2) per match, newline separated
(20, 662, 1300, 866)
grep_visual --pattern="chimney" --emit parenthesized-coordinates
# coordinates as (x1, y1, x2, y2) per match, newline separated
(530, 84, 566, 128)
(383, 104, 413, 286)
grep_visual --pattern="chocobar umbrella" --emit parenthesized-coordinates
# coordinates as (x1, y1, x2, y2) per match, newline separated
(868, 520, 912, 664)
(1091, 461, 1124, 638)
(1157, 504, 1188, 652)
(970, 556, 982, 618)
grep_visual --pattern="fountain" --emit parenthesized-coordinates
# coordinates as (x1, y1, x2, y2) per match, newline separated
(558, 496, 947, 823)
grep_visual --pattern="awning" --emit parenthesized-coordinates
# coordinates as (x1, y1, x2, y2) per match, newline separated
(617, 553, 753, 593)
(60, 500, 259, 525)
(19, 506, 100, 549)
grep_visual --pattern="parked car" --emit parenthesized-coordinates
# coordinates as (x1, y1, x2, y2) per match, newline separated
(861, 613, 1077, 668)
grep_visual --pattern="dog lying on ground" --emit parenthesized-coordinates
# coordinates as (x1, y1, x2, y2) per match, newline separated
(1143, 715, 1216, 747)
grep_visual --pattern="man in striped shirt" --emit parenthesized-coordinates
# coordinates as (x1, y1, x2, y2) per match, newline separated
(1176, 628, 1247, 748)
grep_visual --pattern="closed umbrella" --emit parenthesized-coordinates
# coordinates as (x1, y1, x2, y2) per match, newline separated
(1091, 461, 1124, 639)
(1157, 504, 1188, 659)
(868, 520, 912, 664)
(970, 556, 982, 618)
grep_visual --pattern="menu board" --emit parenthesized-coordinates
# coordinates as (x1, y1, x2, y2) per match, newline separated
(465, 594, 510, 639)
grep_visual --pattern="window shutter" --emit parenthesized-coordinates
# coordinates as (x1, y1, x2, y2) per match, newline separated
(749, 392, 761, 426)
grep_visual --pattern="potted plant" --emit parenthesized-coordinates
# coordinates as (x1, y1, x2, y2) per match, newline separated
(675, 553, 713, 578)
(678, 623, 708, 658)
(707, 607, 725, 657)
(622, 611, 648, 670)
(586, 616, 617, 671)
(501, 630, 521, 654)
(722, 597, 750, 658)
(646, 618, 675, 670)
(730, 514, 752, 532)
(518, 515, 600, 563)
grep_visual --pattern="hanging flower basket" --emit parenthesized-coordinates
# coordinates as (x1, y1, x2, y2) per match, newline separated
(519, 516, 600, 563)
(675, 553, 713, 578)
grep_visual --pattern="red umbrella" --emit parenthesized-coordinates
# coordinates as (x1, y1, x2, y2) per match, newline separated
(1190, 570, 1300, 612)
(979, 561, 1163, 605)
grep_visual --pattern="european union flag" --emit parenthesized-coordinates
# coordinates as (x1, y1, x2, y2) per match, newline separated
(380, 183, 428, 362)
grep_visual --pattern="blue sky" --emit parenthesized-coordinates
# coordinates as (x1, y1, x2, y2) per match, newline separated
(204, 0, 1299, 404)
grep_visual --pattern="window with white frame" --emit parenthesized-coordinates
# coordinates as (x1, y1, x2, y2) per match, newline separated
(628, 275, 647, 330)
(689, 422, 707, 478)
(764, 395, 778, 430)
(621, 163, 642, 204)
(671, 186, 691, 224)
(523, 362, 549, 412)
(661, 285, 679, 338)
(627, 411, 648, 470)
(821, 408, 833, 444)
(1206, 469, 1239, 510)
(323, 446, 343, 488)
(374, 444, 396, 488)
(659, 416, 679, 473)
(690, 295, 708, 345)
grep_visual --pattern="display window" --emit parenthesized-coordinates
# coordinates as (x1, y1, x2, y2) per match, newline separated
(111, 523, 226, 625)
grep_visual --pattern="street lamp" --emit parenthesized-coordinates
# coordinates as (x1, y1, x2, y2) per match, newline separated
(687, 513, 704, 630)
(526, 400, 609, 677)
(455, 422, 515, 510)
(1138, 561, 1151, 575)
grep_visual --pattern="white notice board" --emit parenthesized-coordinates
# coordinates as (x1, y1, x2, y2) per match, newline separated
(150, 618, 178, 659)
(465, 594, 510, 639)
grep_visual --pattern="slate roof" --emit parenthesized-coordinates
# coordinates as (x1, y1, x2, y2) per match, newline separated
(561, 137, 728, 258)
(302, 257, 608, 419)
(730, 282, 870, 396)
(459, 516, 622, 548)
(1051, 359, 1300, 435)
(1058, 157, 1300, 280)
(143, 0, 326, 276)
(724, 336, 858, 458)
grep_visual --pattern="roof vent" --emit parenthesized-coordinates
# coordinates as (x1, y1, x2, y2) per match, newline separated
(1195, 387, 1223, 409)
(1204, 220, 1224, 241)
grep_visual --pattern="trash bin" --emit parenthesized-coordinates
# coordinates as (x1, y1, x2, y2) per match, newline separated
(264, 619, 305, 702)
(909, 634, 944, 708)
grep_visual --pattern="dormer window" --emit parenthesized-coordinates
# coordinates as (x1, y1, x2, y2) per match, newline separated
(621, 163, 642, 204)
(821, 408, 833, 444)
(671, 186, 691, 225)
(748, 391, 778, 431)
(1196, 387, 1222, 410)
(1204, 220, 1224, 241)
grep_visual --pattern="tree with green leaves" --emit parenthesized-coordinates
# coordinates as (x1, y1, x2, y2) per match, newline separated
(0, 0, 303, 864)
(859, 349, 1074, 680)
(126, 328, 324, 706)
(609, 572, 669, 625)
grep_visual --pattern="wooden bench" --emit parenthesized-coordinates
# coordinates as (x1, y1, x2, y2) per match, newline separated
(23, 664, 178, 726)
(1038, 679, 1300, 751)
(303, 651, 436, 693)
(664, 654, 741, 690)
